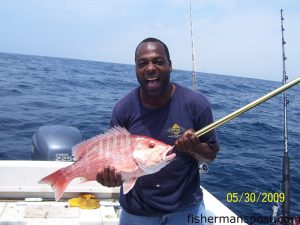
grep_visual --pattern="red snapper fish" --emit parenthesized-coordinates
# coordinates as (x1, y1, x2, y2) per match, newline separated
(39, 127, 175, 201)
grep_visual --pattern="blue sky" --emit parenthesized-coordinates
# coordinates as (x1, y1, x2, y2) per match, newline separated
(0, 0, 299, 81)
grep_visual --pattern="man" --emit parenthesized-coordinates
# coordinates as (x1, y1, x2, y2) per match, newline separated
(96, 37, 219, 225)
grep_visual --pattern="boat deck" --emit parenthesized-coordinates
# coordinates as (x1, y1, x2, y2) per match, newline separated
(0, 160, 247, 224)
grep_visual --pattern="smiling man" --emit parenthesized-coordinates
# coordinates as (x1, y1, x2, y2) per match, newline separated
(135, 39, 173, 105)
(96, 37, 219, 225)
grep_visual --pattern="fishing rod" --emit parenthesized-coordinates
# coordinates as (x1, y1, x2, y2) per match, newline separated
(188, 1, 209, 174)
(189, 0, 197, 91)
(194, 76, 300, 138)
(280, 9, 291, 224)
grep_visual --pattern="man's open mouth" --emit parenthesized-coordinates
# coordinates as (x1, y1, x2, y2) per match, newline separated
(145, 77, 160, 89)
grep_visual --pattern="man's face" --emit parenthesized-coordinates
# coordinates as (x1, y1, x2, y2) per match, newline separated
(135, 42, 172, 97)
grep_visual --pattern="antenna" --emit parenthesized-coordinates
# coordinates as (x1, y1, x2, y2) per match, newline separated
(280, 9, 291, 224)
(190, 1, 197, 91)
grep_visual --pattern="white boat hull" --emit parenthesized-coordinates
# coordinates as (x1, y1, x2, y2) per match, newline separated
(0, 160, 246, 224)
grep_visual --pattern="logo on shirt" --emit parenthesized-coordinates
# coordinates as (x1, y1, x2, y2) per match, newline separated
(167, 123, 185, 138)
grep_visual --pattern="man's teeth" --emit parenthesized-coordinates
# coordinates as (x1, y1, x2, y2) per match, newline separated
(147, 77, 158, 81)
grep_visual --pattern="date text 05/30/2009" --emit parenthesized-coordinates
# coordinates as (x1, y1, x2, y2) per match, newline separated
(226, 192, 284, 203)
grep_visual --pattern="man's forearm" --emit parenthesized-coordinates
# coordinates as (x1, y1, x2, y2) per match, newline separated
(186, 142, 220, 162)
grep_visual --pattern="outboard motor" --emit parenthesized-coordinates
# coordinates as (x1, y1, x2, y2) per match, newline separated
(31, 125, 82, 161)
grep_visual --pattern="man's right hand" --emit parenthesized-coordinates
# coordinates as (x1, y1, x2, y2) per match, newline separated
(96, 166, 122, 187)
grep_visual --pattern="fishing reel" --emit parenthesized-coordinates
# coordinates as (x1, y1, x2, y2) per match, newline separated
(199, 163, 209, 174)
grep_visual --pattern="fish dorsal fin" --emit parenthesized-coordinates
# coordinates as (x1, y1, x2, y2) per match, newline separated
(72, 126, 130, 161)
(105, 126, 130, 136)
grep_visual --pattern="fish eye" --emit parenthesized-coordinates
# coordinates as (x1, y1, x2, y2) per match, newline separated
(149, 143, 155, 148)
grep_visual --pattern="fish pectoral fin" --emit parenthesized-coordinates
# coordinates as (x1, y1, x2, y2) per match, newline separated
(122, 178, 137, 194)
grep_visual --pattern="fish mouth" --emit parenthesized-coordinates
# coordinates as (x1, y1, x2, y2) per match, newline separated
(163, 146, 176, 161)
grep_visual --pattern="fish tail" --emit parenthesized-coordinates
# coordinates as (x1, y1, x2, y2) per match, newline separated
(39, 168, 72, 201)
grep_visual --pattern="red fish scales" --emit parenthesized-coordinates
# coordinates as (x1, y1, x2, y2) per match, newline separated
(39, 127, 175, 200)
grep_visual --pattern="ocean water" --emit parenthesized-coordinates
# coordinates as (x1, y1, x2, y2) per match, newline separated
(0, 52, 299, 221)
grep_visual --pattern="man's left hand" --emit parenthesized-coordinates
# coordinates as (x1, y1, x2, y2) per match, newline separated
(175, 129, 219, 162)
(175, 129, 199, 152)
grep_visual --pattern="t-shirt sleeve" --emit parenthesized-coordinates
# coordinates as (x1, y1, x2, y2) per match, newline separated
(110, 105, 128, 128)
(196, 102, 218, 147)
(110, 90, 137, 129)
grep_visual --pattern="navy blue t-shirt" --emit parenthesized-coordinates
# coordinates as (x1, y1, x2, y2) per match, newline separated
(110, 83, 218, 216)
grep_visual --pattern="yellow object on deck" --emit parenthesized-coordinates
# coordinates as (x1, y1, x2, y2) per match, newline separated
(68, 194, 100, 209)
